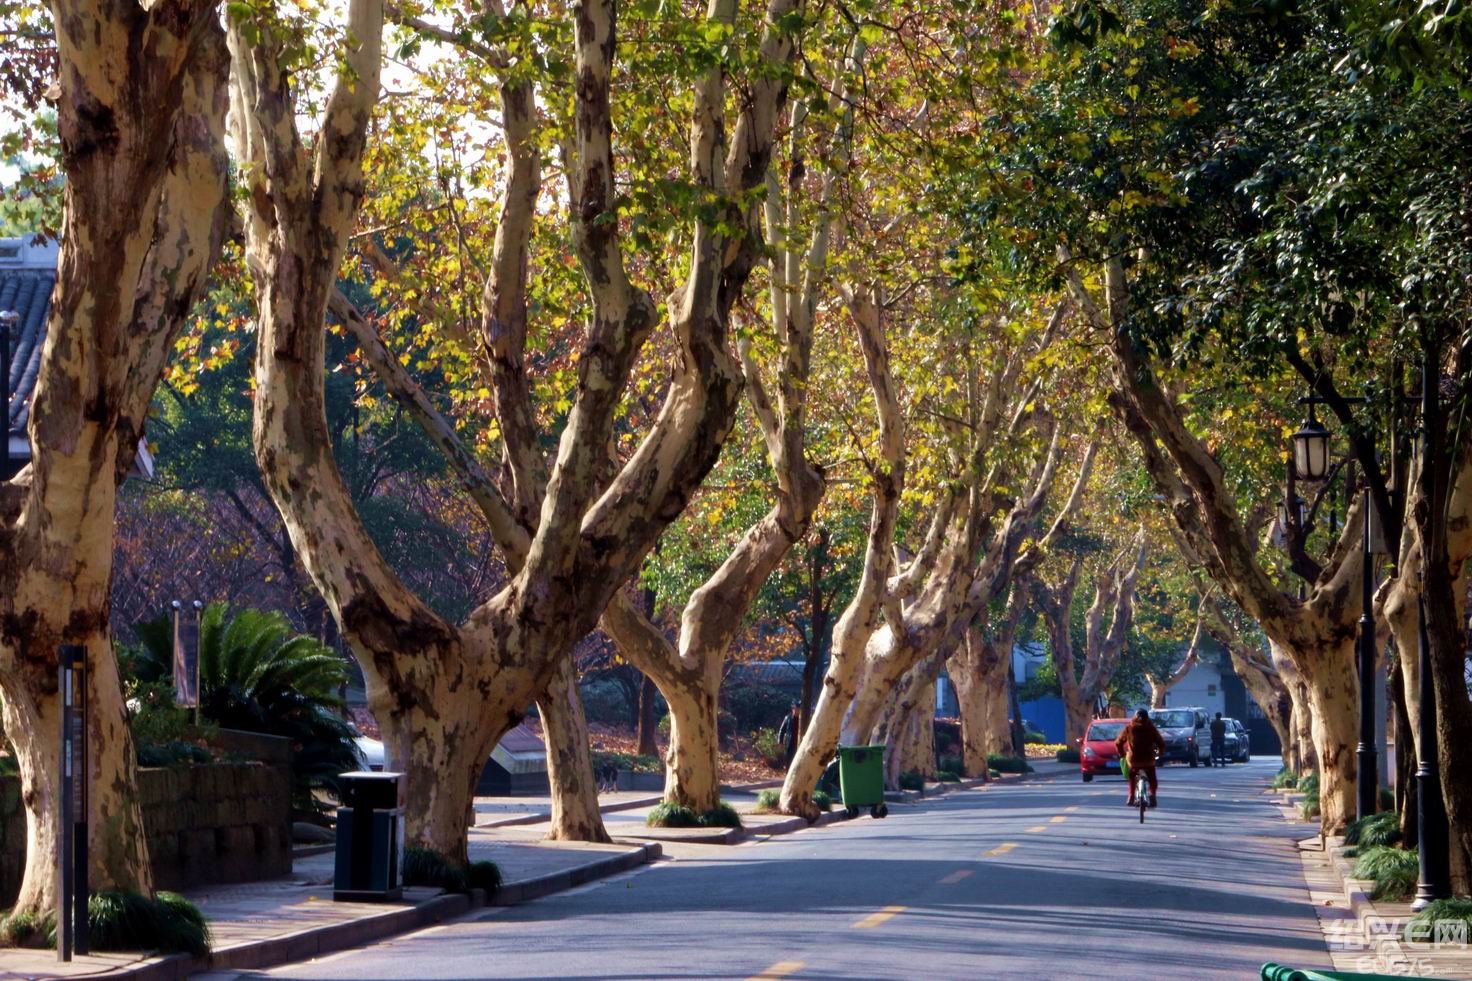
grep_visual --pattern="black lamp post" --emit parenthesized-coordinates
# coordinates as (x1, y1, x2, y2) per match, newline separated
(1411, 589, 1450, 909)
(1411, 352, 1451, 909)
(1356, 487, 1380, 822)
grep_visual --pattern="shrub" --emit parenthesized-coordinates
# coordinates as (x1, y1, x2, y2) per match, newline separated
(579, 678, 634, 727)
(812, 789, 833, 812)
(657, 714, 671, 735)
(1345, 811, 1402, 849)
(898, 770, 925, 791)
(1380, 786, 1394, 812)
(937, 769, 961, 783)
(1023, 729, 1047, 745)
(754, 789, 781, 813)
(129, 604, 359, 818)
(79, 891, 210, 957)
(1404, 899, 1472, 945)
(1271, 768, 1298, 790)
(1055, 747, 1080, 764)
(137, 740, 213, 768)
(1352, 846, 1418, 901)
(1297, 772, 1320, 819)
(751, 728, 784, 767)
(721, 683, 790, 734)
(987, 753, 1032, 774)
(988, 768, 1000, 779)
(938, 754, 965, 777)
(590, 750, 661, 774)
(647, 800, 743, 829)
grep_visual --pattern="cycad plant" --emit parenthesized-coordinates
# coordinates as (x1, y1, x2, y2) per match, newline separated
(131, 603, 360, 815)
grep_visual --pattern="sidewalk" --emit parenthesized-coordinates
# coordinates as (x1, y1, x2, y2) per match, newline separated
(1, 835, 660, 981)
(1272, 792, 1472, 978)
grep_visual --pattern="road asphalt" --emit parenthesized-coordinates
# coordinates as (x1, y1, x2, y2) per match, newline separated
(216, 758, 1332, 980)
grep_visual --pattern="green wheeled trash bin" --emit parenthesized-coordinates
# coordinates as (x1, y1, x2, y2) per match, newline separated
(837, 745, 888, 819)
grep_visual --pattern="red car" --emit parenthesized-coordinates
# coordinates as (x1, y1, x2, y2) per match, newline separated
(1079, 718, 1130, 782)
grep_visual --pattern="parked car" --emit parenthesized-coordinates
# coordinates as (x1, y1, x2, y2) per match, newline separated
(1226, 717, 1250, 762)
(1147, 707, 1213, 767)
(1079, 718, 1129, 781)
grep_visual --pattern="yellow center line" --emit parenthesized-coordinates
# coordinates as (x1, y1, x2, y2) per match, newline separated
(1050, 815, 1068, 824)
(983, 842, 1017, 857)
(939, 869, 974, 884)
(852, 905, 906, 929)
(1065, 805, 1080, 812)
(1025, 825, 1047, 833)
(748, 961, 805, 980)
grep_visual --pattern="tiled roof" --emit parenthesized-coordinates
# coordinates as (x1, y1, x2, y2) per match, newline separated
(3, 268, 56, 440)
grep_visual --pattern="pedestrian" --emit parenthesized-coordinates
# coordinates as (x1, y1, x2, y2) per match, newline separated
(777, 702, 801, 766)
(1210, 712, 1227, 766)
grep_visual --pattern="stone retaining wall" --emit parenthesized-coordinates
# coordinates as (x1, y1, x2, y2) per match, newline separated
(1, 761, 291, 907)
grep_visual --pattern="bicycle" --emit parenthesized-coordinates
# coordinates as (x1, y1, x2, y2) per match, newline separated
(1128, 752, 1160, 823)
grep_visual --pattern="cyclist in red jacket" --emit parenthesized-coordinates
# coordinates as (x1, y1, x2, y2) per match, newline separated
(1116, 709, 1166, 808)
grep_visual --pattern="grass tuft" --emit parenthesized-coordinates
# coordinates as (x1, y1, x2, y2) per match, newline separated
(1351, 846, 1418, 901)
(401, 848, 500, 895)
(753, 789, 781, 813)
(647, 800, 743, 829)
(897, 770, 925, 791)
(1271, 767, 1298, 790)
(84, 891, 210, 957)
(812, 789, 833, 812)
(1054, 747, 1080, 764)
(0, 909, 54, 949)
(467, 860, 502, 893)
(937, 769, 961, 783)
(1404, 899, 1472, 945)
(1345, 811, 1401, 848)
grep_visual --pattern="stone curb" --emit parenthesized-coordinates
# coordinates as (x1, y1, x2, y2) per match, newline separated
(477, 779, 784, 829)
(85, 843, 663, 980)
(487, 841, 662, 905)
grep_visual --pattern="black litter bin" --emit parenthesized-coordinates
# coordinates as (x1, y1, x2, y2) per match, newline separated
(334, 770, 404, 902)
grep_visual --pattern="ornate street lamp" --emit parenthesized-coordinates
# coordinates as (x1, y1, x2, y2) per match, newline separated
(1291, 408, 1332, 482)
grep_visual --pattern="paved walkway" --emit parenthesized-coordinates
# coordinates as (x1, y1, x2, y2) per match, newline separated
(222, 759, 1337, 980)
(0, 833, 654, 980)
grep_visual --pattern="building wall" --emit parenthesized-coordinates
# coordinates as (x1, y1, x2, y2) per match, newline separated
(1, 761, 292, 906)
(1157, 661, 1227, 715)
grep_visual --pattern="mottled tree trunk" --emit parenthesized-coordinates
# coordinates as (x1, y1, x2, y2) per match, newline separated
(1301, 636, 1360, 831)
(0, 5, 229, 917)
(1272, 643, 1318, 776)
(539, 657, 610, 842)
(661, 676, 722, 813)
(636, 673, 660, 758)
